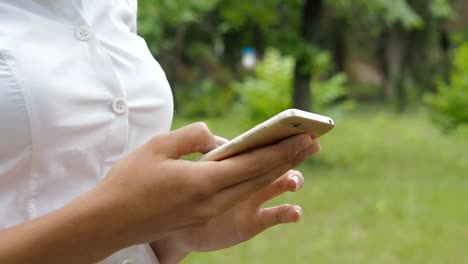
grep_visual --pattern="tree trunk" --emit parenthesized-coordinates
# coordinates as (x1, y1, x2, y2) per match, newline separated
(293, 58, 312, 111)
(384, 24, 407, 111)
(407, 0, 448, 94)
(331, 17, 347, 73)
(172, 25, 187, 90)
(292, 0, 323, 111)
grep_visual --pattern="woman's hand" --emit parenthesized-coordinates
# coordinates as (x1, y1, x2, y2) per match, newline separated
(0, 122, 316, 263)
(149, 168, 317, 264)
(88, 122, 316, 257)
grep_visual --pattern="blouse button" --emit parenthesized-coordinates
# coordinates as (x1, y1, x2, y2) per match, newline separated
(121, 260, 134, 264)
(75, 26, 93, 41)
(112, 98, 128, 115)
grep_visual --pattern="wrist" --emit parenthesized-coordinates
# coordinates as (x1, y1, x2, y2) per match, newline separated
(0, 186, 129, 264)
(76, 184, 143, 253)
(57, 187, 130, 261)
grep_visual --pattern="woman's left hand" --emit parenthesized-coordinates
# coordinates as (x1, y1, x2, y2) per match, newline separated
(150, 169, 309, 264)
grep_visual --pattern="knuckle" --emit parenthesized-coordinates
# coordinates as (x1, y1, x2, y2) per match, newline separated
(147, 134, 164, 151)
(186, 178, 216, 202)
(246, 155, 269, 178)
(189, 186, 211, 202)
(252, 174, 274, 191)
(274, 209, 283, 224)
(252, 181, 266, 192)
(279, 155, 296, 171)
(193, 122, 212, 138)
(193, 203, 217, 223)
(277, 176, 289, 190)
(278, 142, 299, 162)
(277, 204, 291, 221)
(292, 150, 307, 167)
(192, 122, 215, 151)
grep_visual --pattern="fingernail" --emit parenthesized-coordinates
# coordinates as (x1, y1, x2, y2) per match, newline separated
(290, 175, 301, 191)
(298, 135, 313, 149)
(295, 209, 302, 222)
(293, 207, 303, 222)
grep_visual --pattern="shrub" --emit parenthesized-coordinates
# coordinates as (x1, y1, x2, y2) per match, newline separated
(425, 43, 468, 131)
(232, 49, 293, 120)
(233, 48, 352, 120)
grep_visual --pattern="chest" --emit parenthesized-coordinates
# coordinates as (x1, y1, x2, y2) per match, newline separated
(0, 1, 173, 163)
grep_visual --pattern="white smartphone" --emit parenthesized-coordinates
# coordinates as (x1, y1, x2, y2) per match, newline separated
(196, 109, 335, 161)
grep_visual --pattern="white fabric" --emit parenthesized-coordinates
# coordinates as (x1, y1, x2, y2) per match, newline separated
(0, 1, 174, 263)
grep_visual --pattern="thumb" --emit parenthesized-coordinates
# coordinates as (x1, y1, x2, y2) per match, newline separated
(154, 122, 217, 159)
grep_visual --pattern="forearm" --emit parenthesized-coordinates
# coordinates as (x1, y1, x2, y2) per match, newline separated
(0, 189, 127, 263)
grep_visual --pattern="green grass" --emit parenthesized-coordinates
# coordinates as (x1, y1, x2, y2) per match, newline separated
(171, 108, 468, 264)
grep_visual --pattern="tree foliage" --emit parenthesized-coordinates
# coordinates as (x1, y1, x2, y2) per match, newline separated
(137, 0, 463, 118)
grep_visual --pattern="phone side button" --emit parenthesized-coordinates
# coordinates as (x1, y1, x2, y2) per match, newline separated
(242, 126, 267, 141)
(224, 142, 236, 150)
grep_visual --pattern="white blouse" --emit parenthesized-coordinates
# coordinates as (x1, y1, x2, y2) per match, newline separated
(0, 1, 173, 263)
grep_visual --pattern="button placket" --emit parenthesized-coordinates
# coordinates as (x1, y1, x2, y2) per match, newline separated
(71, 17, 129, 163)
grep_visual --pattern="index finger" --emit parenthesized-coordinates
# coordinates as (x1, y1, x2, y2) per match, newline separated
(197, 134, 317, 190)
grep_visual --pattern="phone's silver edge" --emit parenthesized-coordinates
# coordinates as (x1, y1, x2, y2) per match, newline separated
(195, 109, 334, 162)
(280, 109, 334, 126)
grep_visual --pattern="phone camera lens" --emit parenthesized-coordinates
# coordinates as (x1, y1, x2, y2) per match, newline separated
(291, 122, 302, 128)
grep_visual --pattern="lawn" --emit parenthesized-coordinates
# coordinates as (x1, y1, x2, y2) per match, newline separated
(171, 107, 468, 264)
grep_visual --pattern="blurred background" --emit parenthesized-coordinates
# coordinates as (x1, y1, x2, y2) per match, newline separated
(137, 0, 467, 263)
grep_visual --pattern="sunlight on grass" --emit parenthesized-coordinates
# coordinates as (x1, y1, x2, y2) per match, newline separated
(172, 109, 468, 264)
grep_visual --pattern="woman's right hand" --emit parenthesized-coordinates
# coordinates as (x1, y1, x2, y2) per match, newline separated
(90, 122, 315, 251)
